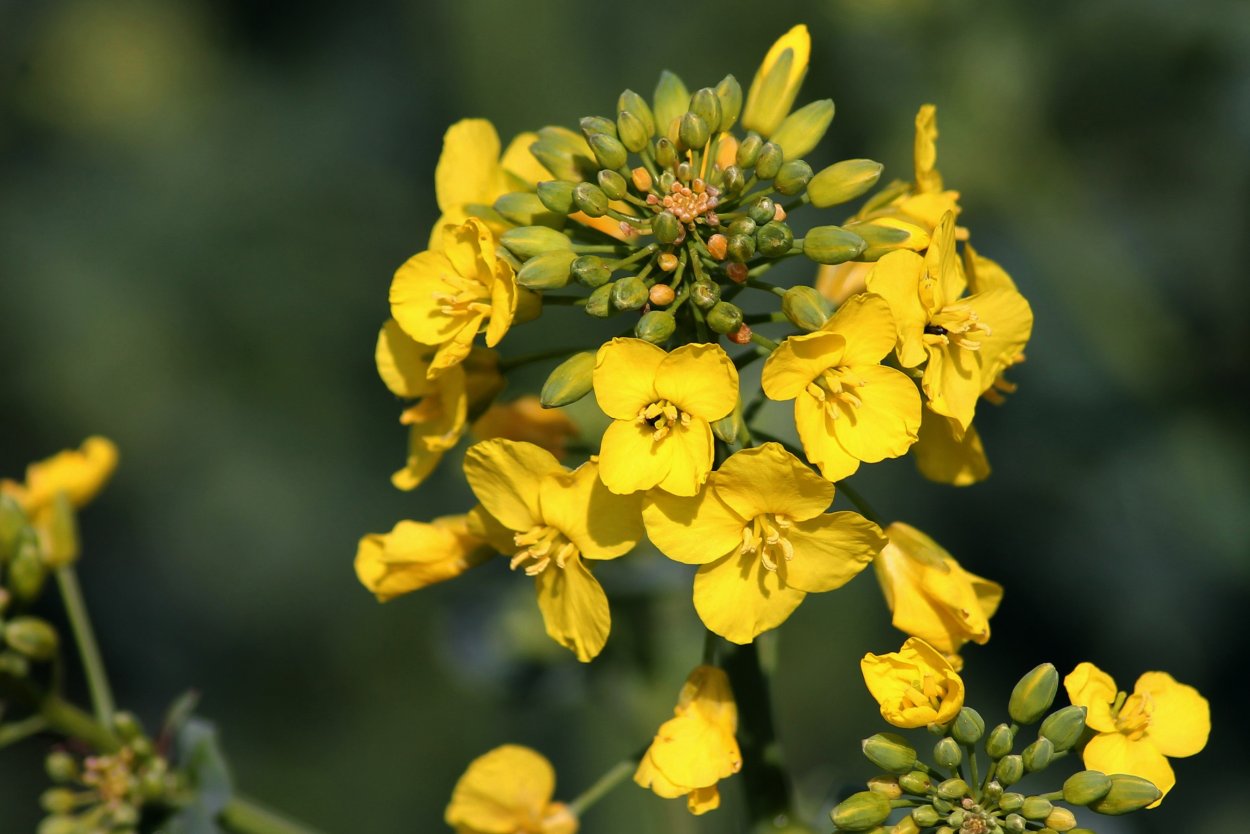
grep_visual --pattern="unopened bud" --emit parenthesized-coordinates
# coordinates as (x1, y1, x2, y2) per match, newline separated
(1040, 705, 1087, 752)
(631, 167, 653, 192)
(598, 170, 628, 201)
(579, 115, 617, 140)
(654, 137, 677, 168)
(517, 251, 576, 290)
(780, 286, 830, 331)
(540, 352, 595, 408)
(691, 280, 720, 309)
(657, 253, 679, 272)
(8, 530, 47, 601)
(722, 164, 746, 194)
(649, 284, 676, 306)
(113, 711, 143, 741)
(899, 770, 932, 795)
(803, 226, 868, 264)
(727, 233, 756, 263)
(748, 197, 776, 225)
(40, 789, 78, 815)
(755, 142, 784, 180)
(736, 132, 763, 168)
(862, 733, 917, 774)
(848, 222, 916, 261)
(571, 255, 611, 288)
(1088, 774, 1161, 815)
(45, 751, 78, 783)
(982, 781, 1003, 804)
(494, 192, 561, 227)
(678, 112, 709, 151)
(0, 495, 26, 563)
(617, 110, 650, 153)
(1003, 813, 1026, 833)
(997, 755, 1024, 786)
(635, 311, 676, 344)
(618, 89, 655, 137)
(831, 791, 891, 832)
(1022, 737, 1054, 772)
(727, 324, 752, 345)
(947, 809, 966, 828)
(715, 74, 742, 130)
(867, 776, 902, 799)
(756, 221, 795, 256)
(936, 778, 968, 800)
(690, 88, 722, 134)
(1020, 797, 1053, 820)
(999, 792, 1024, 813)
(573, 182, 609, 218)
(1009, 663, 1059, 725)
(653, 212, 681, 244)
(501, 226, 572, 259)
(712, 400, 742, 444)
(774, 159, 813, 195)
(611, 276, 649, 310)
(985, 723, 1014, 759)
(707, 233, 728, 260)
(951, 707, 985, 745)
(912, 806, 941, 827)
(537, 181, 576, 214)
(808, 159, 885, 208)
(588, 133, 627, 172)
(770, 99, 835, 160)
(3, 616, 59, 661)
(707, 302, 744, 335)
(1063, 771, 1112, 806)
(933, 738, 962, 770)
(1045, 808, 1077, 831)
(726, 262, 748, 283)
(584, 284, 614, 318)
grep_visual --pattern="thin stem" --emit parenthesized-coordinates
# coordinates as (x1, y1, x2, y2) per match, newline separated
(571, 244, 630, 255)
(567, 758, 639, 817)
(609, 243, 658, 270)
(834, 479, 885, 526)
(498, 345, 583, 372)
(219, 796, 327, 834)
(749, 332, 779, 352)
(40, 695, 118, 752)
(722, 639, 795, 827)
(745, 278, 788, 298)
(0, 713, 49, 748)
(56, 565, 115, 728)
(964, 744, 981, 800)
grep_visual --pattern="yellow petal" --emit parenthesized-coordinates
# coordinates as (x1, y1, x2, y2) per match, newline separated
(1083, 733, 1175, 807)
(445, 744, 556, 832)
(1135, 672, 1210, 758)
(390, 367, 467, 490)
(597, 419, 674, 496)
(592, 338, 665, 419)
(500, 131, 549, 190)
(1065, 662, 1120, 734)
(643, 484, 744, 565)
(821, 293, 897, 366)
(376, 319, 434, 398)
(964, 286, 1033, 393)
(922, 343, 982, 431)
(830, 364, 921, 463)
(648, 714, 741, 791)
(694, 550, 806, 644)
(864, 251, 927, 367)
(15, 436, 119, 514)
(435, 119, 504, 216)
(633, 752, 687, 799)
(713, 443, 832, 522)
(539, 462, 642, 560)
(389, 250, 466, 346)
(761, 331, 845, 401)
(654, 343, 738, 420)
(924, 212, 965, 306)
(783, 512, 882, 593)
(913, 104, 943, 194)
(534, 554, 610, 662)
(655, 419, 715, 497)
(484, 257, 519, 349)
(686, 786, 721, 815)
(914, 410, 990, 487)
(815, 261, 874, 306)
(354, 516, 491, 602)
(463, 439, 562, 532)
(741, 24, 810, 137)
(429, 321, 481, 379)
(963, 245, 1018, 294)
(860, 638, 965, 728)
(794, 393, 861, 482)
(471, 396, 578, 458)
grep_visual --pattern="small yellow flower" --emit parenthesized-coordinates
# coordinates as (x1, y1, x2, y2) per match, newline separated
(874, 523, 1002, 663)
(390, 217, 520, 379)
(464, 439, 643, 662)
(741, 25, 811, 138)
(1065, 662, 1210, 806)
(762, 293, 921, 482)
(634, 665, 742, 815)
(445, 744, 578, 834)
(861, 637, 965, 728)
(472, 396, 578, 459)
(593, 338, 738, 496)
(643, 443, 884, 643)
(355, 510, 495, 602)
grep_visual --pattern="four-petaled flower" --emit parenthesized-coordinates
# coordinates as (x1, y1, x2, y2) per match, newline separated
(861, 637, 965, 728)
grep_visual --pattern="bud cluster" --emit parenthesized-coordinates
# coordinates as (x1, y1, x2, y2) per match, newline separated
(832, 664, 1162, 834)
(0, 495, 60, 680)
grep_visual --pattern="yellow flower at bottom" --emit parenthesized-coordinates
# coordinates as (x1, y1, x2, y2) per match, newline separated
(861, 637, 965, 728)
(634, 665, 742, 815)
(1065, 662, 1210, 806)
(445, 744, 578, 834)
(354, 509, 495, 602)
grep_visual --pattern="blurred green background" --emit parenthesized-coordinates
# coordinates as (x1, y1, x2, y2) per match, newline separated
(2, 0, 1248, 831)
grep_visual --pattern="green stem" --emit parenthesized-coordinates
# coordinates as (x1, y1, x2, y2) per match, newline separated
(56, 565, 115, 728)
(749, 332, 779, 352)
(745, 278, 788, 298)
(537, 295, 588, 308)
(567, 758, 639, 817)
(571, 244, 629, 255)
(834, 480, 885, 526)
(964, 744, 981, 800)
(498, 345, 584, 372)
(40, 694, 119, 752)
(609, 243, 658, 270)
(219, 796, 326, 834)
(721, 639, 795, 827)
(0, 713, 49, 748)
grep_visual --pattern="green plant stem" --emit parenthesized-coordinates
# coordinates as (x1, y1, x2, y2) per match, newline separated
(40, 694, 119, 752)
(55, 565, 115, 728)
(745, 278, 788, 298)
(964, 744, 981, 799)
(749, 332, 779, 351)
(567, 758, 639, 817)
(219, 796, 327, 834)
(497, 345, 584, 372)
(834, 480, 885, 526)
(721, 639, 795, 828)
(0, 713, 48, 748)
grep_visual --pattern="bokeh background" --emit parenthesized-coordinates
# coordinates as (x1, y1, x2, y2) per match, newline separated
(3, 0, 1248, 831)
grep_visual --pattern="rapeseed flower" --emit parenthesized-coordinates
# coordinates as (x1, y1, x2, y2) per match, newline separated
(355, 511, 495, 602)
(861, 637, 965, 729)
(445, 745, 578, 834)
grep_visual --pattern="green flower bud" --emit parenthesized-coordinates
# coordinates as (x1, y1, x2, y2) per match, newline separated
(585, 284, 614, 318)
(0, 494, 25, 563)
(936, 778, 968, 800)
(982, 781, 1003, 804)
(934, 738, 963, 770)
(113, 711, 144, 741)
(0, 651, 29, 678)
(997, 754, 1024, 786)
(573, 182, 609, 218)
(3, 616, 58, 661)
(494, 192, 562, 227)
(111, 804, 139, 826)
(1045, 808, 1077, 832)
(616, 110, 650, 154)
(951, 707, 986, 745)
(770, 98, 835, 160)
(774, 159, 813, 195)
(1088, 774, 1161, 815)
(531, 126, 597, 182)
(807, 159, 884, 208)
(867, 776, 901, 799)
(653, 70, 689, 141)
(999, 792, 1025, 813)
(571, 255, 611, 288)
(140, 767, 168, 801)
(44, 494, 78, 568)
(691, 279, 720, 309)
(899, 770, 932, 795)
(37, 816, 77, 834)
(912, 806, 941, 827)
(985, 723, 1014, 759)
(40, 789, 78, 815)
(757, 221, 795, 259)
(1022, 737, 1054, 772)
(611, 276, 649, 311)
(598, 170, 628, 201)
(1003, 813, 1026, 833)
(847, 222, 914, 262)
(635, 311, 676, 344)
(652, 211, 682, 245)
(707, 301, 744, 335)
(755, 142, 784, 179)
(690, 88, 722, 134)
(1062, 771, 1113, 806)
(588, 133, 628, 172)
(727, 217, 756, 237)
(862, 733, 917, 774)
(618, 89, 655, 138)
(715, 74, 742, 130)
(654, 137, 678, 168)
(678, 112, 709, 151)
(947, 809, 966, 828)
(803, 226, 868, 264)
(1040, 705, 1088, 752)
(782, 286, 830, 331)
(736, 132, 763, 168)
(1009, 663, 1059, 725)
(579, 115, 617, 140)
(748, 197, 776, 225)
(517, 251, 577, 290)
(830, 791, 891, 832)
(711, 401, 742, 445)
(537, 180, 576, 214)
(1021, 797, 1053, 821)
(721, 164, 746, 194)
(45, 752, 78, 783)
(727, 233, 756, 263)
(8, 530, 47, 601)
(501, 226, 573, 260)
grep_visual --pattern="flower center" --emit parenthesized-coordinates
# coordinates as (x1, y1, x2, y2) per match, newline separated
(637, 399, 691, 442)
(430, 271, 491, 319)
(900, 670, 950, 713)
(924, 304, 991, 350)
(652, 179, 721, 227)
(804, 367, 867, 419)
(739, 513, 794, 572)
(83, 749, 137, 803)
(1114, 691, 1154, 740)
(511, 524, 578, 576)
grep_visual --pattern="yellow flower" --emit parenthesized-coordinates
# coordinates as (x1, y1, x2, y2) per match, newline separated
(912, 410, 990, 487)
(761, 293, 921, 482)
(865, 212, 1033, 430)
(874, 523, 1002, 663)
(463, 439, 643, 662)
(355, 510, 495, 602)
(445, 744, 578, 834)
(741, 25, 810, 138)
(390, 217, 520, 379)
(593, 339, 738, 497)
(634, 665, 742, 815)
(376, 319, 504, 490)
(643, 443, 884, 644)
(861, 637, 965, 729)
(1065, 662, 1210, 806)
(472, 396, 578, 459)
